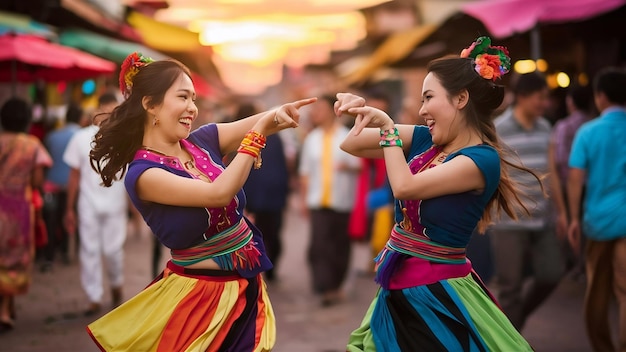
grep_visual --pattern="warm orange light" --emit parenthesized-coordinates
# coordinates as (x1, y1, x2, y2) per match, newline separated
(514, 60, 536, 74)
(213, 40, 288, 67)
(556, 72, 570, 88)
(536, 59, 548, 72)
(148, 0, 385, 94)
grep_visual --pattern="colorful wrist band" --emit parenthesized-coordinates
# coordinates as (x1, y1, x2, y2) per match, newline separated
(380, 128, 399, 138)
(379, 127, 402, 147)
(379, 139, 403, 147)
(237, 130, 266, 169)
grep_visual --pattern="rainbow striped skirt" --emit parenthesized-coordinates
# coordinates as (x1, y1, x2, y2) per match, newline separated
(349, 224, 532, 351)
(87, 261, 275, 351)
(347, 261, 533, 352)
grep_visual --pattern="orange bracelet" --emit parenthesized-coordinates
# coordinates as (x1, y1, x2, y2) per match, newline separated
(237, 130, 266, 169)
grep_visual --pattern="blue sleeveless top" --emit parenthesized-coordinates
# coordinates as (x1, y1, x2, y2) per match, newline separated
(124, 124, 272, 278)
(395, 125, 501, 248)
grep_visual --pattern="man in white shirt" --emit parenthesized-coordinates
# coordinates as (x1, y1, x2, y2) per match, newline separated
(64, 92, 128, 316)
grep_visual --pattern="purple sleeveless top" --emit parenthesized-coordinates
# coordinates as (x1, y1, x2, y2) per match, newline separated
(124, 124, 271, 278)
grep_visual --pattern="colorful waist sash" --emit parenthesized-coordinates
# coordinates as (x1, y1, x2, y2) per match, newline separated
(170, 218, 261, 271)
(374, 224, 467, 289)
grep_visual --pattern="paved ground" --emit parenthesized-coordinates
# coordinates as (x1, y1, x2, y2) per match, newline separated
(0, 196, 613, 351)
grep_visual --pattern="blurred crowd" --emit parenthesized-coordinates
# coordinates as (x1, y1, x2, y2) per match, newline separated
(0, 66, 624, 351)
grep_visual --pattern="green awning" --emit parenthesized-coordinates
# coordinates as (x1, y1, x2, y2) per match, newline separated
(0, 10, 56, 38)
(59, 28, 167, 63)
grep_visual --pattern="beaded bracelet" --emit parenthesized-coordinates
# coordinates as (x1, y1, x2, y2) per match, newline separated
(379, 127, 403, 148)
(238, 130, 267, 169)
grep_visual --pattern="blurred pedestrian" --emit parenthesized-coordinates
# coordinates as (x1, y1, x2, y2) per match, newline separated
(299, 95, 361, 306)
(239, 102, 292, 282)
(0, 98, 52, 333)
(548, 84, 593, 272)
(338, 37, 534, 351)
(567, 67, 626, 352)
(63, 92, 128, 316)
(87, 52, 315, 350)
(41, 103, 83, 270)
(491, 71, 565, 331)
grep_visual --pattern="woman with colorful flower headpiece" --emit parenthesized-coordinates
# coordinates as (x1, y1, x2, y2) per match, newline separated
(336, 37, 537, 351)
(87, 52, 316, 351)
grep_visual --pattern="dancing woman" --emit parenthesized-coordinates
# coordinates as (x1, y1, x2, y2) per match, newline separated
(338, 38, 537, 351)
(87, 52, 315, 351)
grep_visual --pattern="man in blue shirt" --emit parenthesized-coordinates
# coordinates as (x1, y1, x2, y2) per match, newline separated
(41, 104, 83, 269)
(568, 67, 626, 352)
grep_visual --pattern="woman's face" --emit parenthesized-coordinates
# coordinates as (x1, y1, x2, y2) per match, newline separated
(419, 72, 464, 146)
(151, 73, 198, 141)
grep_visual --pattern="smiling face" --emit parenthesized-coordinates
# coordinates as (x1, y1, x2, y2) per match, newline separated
(419, 72, 466, 146)
(149, 73, 198, 141)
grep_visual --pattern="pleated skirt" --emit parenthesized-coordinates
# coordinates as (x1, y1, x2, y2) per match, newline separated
(87, 261, 275, 352)
(347, 272, 533, 352)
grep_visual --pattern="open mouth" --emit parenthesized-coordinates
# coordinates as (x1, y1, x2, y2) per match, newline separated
(426, 119, 435, 131)
(179, 117, 193, 128)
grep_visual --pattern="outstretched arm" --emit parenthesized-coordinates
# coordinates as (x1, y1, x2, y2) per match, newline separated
(217, 98, 317, 155)
(137, 98, 317, 208)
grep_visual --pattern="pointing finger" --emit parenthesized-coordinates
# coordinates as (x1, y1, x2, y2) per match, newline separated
(292, 97, 317, 109)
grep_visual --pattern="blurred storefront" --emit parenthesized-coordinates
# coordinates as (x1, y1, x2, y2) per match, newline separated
(339, 0, 626, 121)
(0, 0, 222, 119)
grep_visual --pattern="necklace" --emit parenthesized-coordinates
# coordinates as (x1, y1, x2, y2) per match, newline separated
(142, 145, 209, 182)
(435, 152, 448, 163)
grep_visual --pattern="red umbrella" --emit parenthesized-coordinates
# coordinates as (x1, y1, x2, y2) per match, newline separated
(0, 33, 116, 83)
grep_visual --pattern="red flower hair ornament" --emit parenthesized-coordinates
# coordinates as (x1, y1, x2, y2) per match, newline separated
(460, 36, 511, 81)
(119, 52, 155, 99)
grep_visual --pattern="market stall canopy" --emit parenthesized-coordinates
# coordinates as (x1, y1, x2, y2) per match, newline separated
(126, 10, 201, 52)
(0, 10, 56, 38)
(0, 33, 116, 82)
(462, 0, 626, 39)
(59, 28, 167, 63)
(342, 24, 438, 85)
(58, 29, 215, 98)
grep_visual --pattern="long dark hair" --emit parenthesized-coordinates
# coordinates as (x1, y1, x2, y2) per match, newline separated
(427, 56, 544, 233)
(90, 59, 191, 187)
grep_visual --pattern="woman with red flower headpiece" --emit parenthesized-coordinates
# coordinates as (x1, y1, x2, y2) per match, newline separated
(86, 52, 316, 351)
(336, 37, 535, 351)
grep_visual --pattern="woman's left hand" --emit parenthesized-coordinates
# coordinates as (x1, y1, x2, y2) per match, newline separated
(346, 106, 395, 136)
(254, 98, 317, 135)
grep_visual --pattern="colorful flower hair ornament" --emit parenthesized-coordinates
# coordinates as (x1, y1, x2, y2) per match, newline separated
(460, 36, 511, 81)
(119, 52, 155, 98)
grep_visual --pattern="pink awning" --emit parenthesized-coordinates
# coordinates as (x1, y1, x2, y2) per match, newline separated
(462, 0, 626, 38)
(0, 33, 116, 82)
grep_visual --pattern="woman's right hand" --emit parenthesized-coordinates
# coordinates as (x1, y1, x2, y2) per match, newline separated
(335, 93, 366, 116)
(336, 93, 394, 135)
